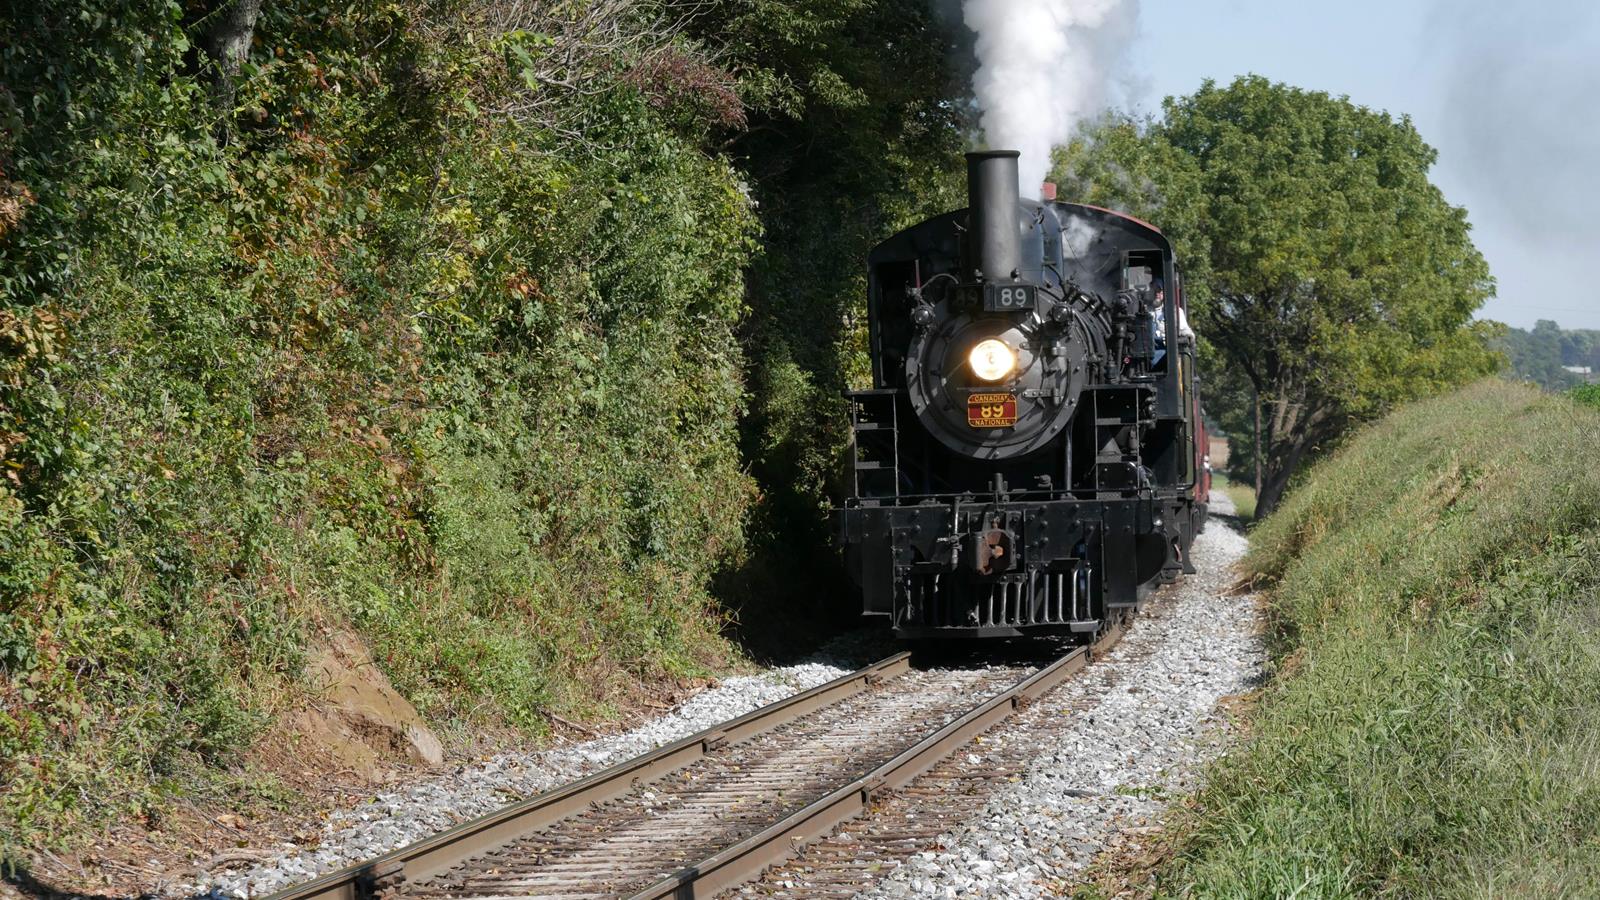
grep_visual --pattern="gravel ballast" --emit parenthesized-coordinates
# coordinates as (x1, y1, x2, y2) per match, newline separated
(178, 495, 1258, 899)
(175, 656, 876, 897)
(857, 492, 1263, 899)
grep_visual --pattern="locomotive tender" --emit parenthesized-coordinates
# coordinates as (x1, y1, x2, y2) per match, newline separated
(837, 150, 1210, 640)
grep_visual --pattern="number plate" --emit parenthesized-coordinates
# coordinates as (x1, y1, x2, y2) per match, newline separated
(967, 392, 1019, 428)
(983, 283, 1036, 312)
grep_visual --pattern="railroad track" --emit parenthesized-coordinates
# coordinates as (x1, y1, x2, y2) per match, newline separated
(267, 620, 1125, 900)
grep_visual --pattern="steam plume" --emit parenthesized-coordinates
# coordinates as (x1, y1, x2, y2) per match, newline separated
(1427, 1, 1600, 244)
(962, 0, 1140, 198)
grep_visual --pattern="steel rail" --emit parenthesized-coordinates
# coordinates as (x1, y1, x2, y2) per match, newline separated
(264, 652, 914, 900)
(625, 619, 1127, 900)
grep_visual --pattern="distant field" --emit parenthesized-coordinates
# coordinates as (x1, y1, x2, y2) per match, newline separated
(1153, 379, 1600, 896)
(1209, 436, 1233, 470)
(1205, 438, 1257, 520)
(1213, 473, 1257, 521)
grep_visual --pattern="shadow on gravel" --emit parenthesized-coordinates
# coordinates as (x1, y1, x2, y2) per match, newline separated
(711, 543, 865, 667)
(1209, 510, 1254, 534)
(907, 636, 1089, 670)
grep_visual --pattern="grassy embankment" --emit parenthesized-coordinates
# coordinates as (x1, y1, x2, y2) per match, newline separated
(1160, 379, 1600, 896)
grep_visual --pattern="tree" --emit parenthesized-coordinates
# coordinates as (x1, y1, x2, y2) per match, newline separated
(194, 0, 264, 118)
(1494, 320, 1599, 389)
(1059, 78, 1499, 516)
(681, 0, 974, 640)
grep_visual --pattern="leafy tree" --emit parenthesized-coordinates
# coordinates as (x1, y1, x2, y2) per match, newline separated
(684, 0, 974, 640)
(189, 0, 265, 119)
(1494, 320, 1600, 389)
(1057, 78, 1499, 516)
(1498, 320, 1578, 389)
(1560, 329, 1593, 368)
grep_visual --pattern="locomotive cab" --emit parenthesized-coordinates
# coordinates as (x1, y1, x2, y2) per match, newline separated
(837, 151, 1207, 640)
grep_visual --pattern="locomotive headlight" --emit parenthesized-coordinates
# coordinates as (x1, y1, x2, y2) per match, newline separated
(968, 338, 1016, 382)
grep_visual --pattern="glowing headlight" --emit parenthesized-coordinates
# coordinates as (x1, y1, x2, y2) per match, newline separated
(968, 338, 1016, 382)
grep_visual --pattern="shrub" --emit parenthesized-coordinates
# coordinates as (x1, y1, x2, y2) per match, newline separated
(1570, 382, 1600, 409)
(0, 0, 755, 847)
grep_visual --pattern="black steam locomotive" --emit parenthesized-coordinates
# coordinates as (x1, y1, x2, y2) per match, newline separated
(836, 150, 1210, 640)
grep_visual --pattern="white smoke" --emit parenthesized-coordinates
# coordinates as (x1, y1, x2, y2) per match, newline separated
(962, 0, 1141, 198)
(1060, 212, 1100, 258)
(1425, 1, 1600, 244)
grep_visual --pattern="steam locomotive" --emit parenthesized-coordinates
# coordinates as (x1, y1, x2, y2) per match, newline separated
(836, 150, 1210, 640)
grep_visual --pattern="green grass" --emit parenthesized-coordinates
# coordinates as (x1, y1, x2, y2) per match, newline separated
(1157, 379, 1600, 897)
(1214, 473, 1258, 521)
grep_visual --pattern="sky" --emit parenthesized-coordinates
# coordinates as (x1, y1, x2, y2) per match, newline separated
(1120, 0, 1600, 330)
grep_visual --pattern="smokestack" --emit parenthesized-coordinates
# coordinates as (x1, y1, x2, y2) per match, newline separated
(966, 150, 1022, 283)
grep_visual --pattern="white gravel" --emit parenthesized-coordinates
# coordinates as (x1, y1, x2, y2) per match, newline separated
(859, 492, 1264, 899)
(174, 641, 886, 897)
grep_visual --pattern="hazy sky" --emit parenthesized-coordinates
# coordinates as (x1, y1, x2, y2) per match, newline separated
(1124, 0, 1600, 330)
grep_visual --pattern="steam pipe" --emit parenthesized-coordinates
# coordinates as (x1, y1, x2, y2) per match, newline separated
(965, 150, 1022, 284)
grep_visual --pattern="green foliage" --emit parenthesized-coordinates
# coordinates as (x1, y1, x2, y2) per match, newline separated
(1055, 79, 1500, 516)
(1497, 318, 1600, 390)
(0, 0, 758, 847)
(1160, 380, 1600, 896)
(1571, 383, 1600, 410)
(686, 0, 973, 644)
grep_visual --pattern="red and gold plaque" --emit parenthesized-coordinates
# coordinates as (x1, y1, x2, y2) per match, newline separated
(967, 392, 1018, 428)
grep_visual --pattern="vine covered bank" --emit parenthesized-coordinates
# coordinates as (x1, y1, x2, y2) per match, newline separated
(0, 0, 971, 847)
